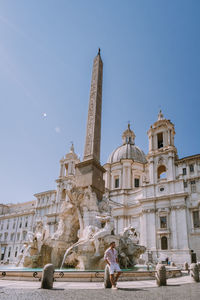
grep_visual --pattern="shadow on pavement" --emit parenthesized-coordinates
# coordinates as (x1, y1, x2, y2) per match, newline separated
(39, 288, 65, 291)
(166, 284, 180, 287)
(118, 287, 147, 291)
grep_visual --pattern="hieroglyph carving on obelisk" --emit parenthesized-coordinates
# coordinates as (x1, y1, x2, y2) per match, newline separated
(83, 49, 103, 163)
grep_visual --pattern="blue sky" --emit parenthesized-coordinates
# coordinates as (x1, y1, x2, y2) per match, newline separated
(0, 0, 199, 204)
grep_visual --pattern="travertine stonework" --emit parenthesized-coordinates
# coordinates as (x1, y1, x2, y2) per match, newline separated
(104, 114, 200, 266)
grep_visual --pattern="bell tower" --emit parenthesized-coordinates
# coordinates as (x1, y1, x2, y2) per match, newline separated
(147, 110, 177, 184)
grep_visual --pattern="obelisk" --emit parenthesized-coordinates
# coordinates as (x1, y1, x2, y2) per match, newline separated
(83, 48, 103, 162)
(76, 49, 105, 199)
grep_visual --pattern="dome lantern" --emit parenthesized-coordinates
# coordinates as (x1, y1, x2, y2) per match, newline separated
(107, 125, 147, 164)
(122, 123, 135, 145)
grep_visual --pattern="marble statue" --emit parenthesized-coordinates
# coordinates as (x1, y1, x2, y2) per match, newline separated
(93, 215, 114, 256)
(60, 212, 145, 270)
(20, 184, 146, 270)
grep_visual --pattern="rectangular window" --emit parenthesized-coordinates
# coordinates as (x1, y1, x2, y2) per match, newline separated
(8, 247, 11, 258)
(191, 180, 196, 193)
(134, 178, 140, 188)
(193, 211, 200, 228)
(189, 164, 194, 173)
(183, 168, 187, 175)
(15, 249, 18, 257)
(23, 232, 27, 240)
(157, 132, 163, 149)
(114, 178, 119, 188)
(160, 216, 167, 228)
(183, 181, 188, 188)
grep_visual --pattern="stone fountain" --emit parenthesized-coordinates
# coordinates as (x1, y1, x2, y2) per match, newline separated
(19, 188, 145, 270)
(17, 50, 146, 270)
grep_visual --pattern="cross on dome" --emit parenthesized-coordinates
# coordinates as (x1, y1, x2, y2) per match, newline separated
(70, 142, 74, 153)
(158, 110, 164, 121)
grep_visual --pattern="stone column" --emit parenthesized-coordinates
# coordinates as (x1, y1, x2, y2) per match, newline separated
(122, 163, 131, 189)
(104, 165, 111, 189)
(167, 153, 174, 181)
(149, 158, 154, 184)
(147, 210, 156, 250)
(59, 163, 65, 177)
(149, 135, 153, 152)
(170, 209, 178, 249)
(175, 207, 189, 250)
(167, 130, 171, 146)
(122, 166, 126, 189)
(140, 211, 147, 247)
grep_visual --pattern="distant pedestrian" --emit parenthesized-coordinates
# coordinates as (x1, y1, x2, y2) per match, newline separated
(104, 241, 122, 289)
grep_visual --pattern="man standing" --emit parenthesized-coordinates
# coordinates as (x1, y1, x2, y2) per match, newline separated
(104, 241, 122, 289)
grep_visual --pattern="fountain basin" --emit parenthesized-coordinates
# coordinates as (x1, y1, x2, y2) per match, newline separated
(0, 266, 182, 282)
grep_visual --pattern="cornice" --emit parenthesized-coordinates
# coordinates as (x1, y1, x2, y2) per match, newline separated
(0, 209, 35, 220)
(34, 190, 56, 197)
(147, 147, 177, 159)
(176, 154, 200, 163)
(139, 192, 188, 203)
(76, 158, 106, 173)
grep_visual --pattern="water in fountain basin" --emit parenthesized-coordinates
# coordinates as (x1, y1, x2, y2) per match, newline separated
(16, 244, 31, 267)
(60, 245, 75, 269)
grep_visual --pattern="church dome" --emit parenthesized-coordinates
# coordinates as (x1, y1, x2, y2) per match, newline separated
(107, 144, 147, 164)
(107, 125, 147, 164)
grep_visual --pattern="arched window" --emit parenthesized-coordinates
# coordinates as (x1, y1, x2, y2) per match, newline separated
(157, 132, 163, 148)
(161, 236, 168, 250)
(158, 165, 167, 179)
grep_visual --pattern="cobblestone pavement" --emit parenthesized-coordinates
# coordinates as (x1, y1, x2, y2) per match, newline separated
(0, 276, 199, 300)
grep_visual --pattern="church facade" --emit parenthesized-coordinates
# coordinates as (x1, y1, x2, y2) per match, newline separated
(0, 52, 199, 266)
(104, 111, 200, 265)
